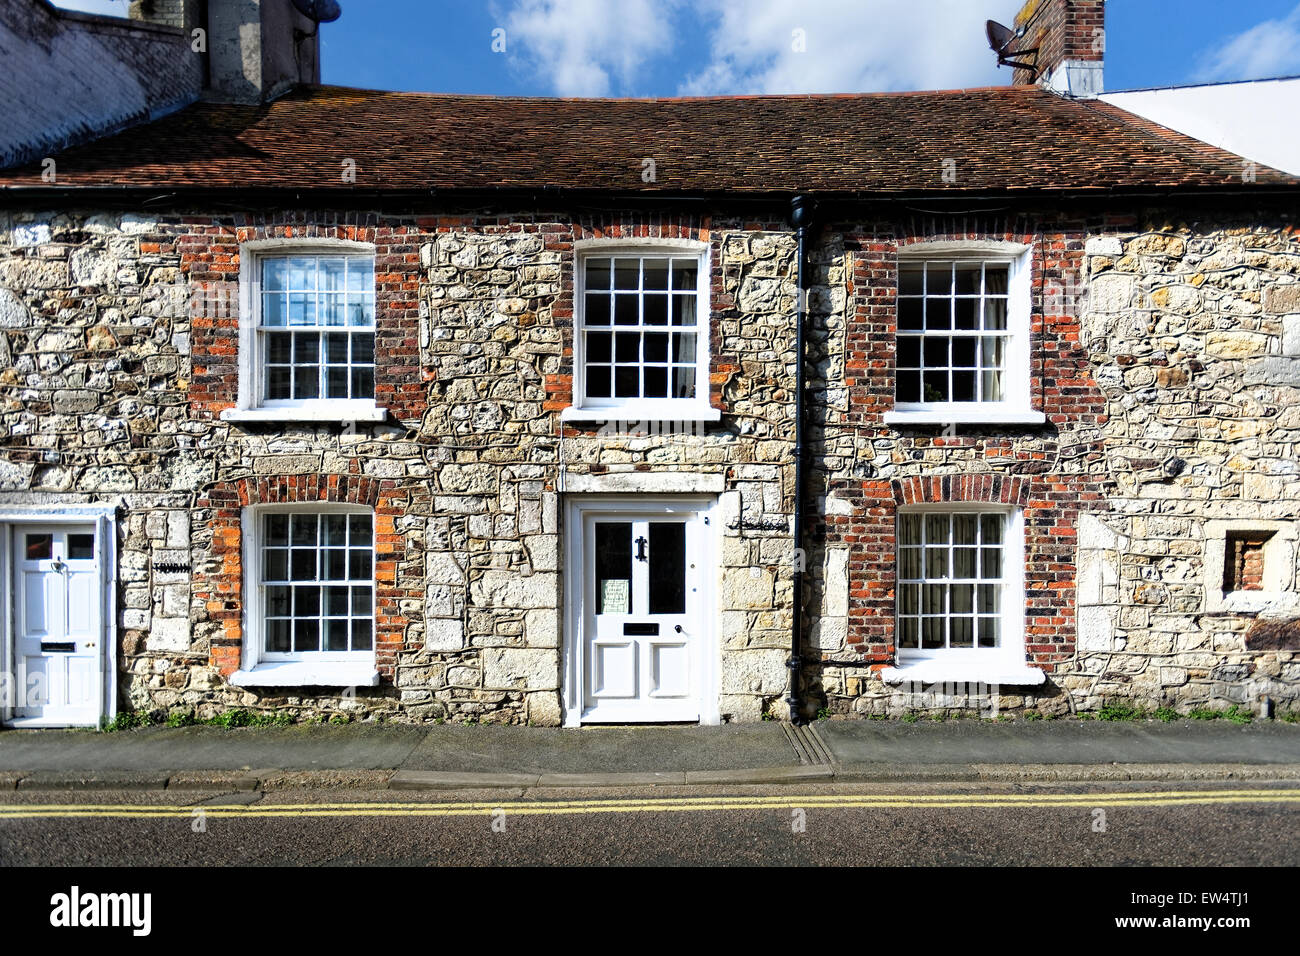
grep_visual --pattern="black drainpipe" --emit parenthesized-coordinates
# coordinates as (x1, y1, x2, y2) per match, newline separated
(786, 194, 816, 724)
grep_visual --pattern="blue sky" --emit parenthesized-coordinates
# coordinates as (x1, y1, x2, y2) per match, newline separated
(53, 0, 1300, 96)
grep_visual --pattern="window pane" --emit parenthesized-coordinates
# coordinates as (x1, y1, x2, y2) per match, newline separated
(899, 266, 923, 296)
(644, 332, 669, 364)
(349, 514, 370, 541)
(925, 546, 947, 578)
(288, 292, 315, 326)
(266, 513, 289, 545)
(326, 333, 349, 363)
(587, 331, 611, 363)
(898, 583, 919, 615)
(643, 366, 668, 398)
(586, 258, 611, 290)
(950, 616, 974, 648)
(899, 547, 922, 580)
(294, 586, 320, 616)
(319, 257, 346, 292)
(614, 258, 639, 290)
(925, 263, 952, 295)
(642, 258, 669, 290)
(614, 295, 639, 325)
(981, 513, 1003, 544)
(984, 297, 1007, 331)
(25, 534, 52, 560)
(586, 367, 611, 398)
(267, 619, 291, 653)
(294, 619, 319, 653)
(264, 549, 288, 580)
(293, 334, 319, 363)
(978, 584, 1000, 613)
(325, 617, 350, 652)
(585, 293, 610, 326)
(263, 258, 288, 292)
(267, 332, 292, 363)
(922, 584, 946, 615)
(924, 337, 949, 368)
(643, 294, 668, 325)
(352, 588, 372, 615)
(595, 522, 632, 615)
(351, 619, 373, 651)
(262, 293, 286, 327)
(326, 367, 349, 398)
(349, 549, 372, 580)
(648, 522, 686, 614)
(672, 293, 697, 327)
(290, 550, 316, 580)
(978, 617, 999, 648)
(266, 367, 291, 401)
(953, 547, 977, 578)
(326, 586, 350, 616)
(922, 617, 945, 649)
(62, 533, 95, 559)
(351, 368, 374, 398)
(615, 332, 640, 363)
(952, 370, 976, 402)
(324, 549, 346, 579)
(897, 337, 921, 368)
(614, 366, 639, 398)
(924, 514, 948, 543)
(981, 548, 1002, 578)
(672, 332, 696, 363)
(671, 365, 695, 398)
(898, 616, 919, 649)
(670, 260, 697, 290)
(923, 370, 947, 403)
(951, 584, 973, 614)
(896, 370, 920, 403)
(954, 263, 981, 295)
(322, 515, 348, 546)
(900, 514, 922, 545)
(954, 298, 978, 330)
(267, 586, 291, 616)
(347, 258, 373, 292)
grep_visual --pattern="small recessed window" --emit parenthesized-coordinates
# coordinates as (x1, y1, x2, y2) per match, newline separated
(1224, 531, 1274, 593)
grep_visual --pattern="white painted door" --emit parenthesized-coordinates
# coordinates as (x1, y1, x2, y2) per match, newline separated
(582, 509, 704, 722)
(12, 526, 102, 726)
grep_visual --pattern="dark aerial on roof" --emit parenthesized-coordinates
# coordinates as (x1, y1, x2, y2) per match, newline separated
(2, 84, 1295, 195)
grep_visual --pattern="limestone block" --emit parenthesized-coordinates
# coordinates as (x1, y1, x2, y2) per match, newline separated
(1206, 330, 1269, 358)
(470, 570, 558, 609)
(146, 617, 190, 652)
(524, 607, 559, 648)
(1263, 283, 1300, 314)
(481, 647, 559, 691)
(720, 649, 789, 695)
(720, 567, 774, 610)
(1089, 273, 1136, 312)
(525, 691, 562, 726)
(426, 618, 464, 652)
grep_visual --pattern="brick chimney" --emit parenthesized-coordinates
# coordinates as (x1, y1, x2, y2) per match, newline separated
(1011, 0, 1104, 97)
(131, 0, 321, 104)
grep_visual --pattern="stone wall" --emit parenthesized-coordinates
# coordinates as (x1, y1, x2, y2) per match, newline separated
(1059, 217, 1300, 714)
(1, 201, 1297, 725)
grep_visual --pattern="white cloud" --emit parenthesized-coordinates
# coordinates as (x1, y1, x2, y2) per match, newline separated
(497, 0, 1023, 97)
(498, 0, 683, 97)
(1194, 4, 1300, 82)
(679, 0, 1024, 96)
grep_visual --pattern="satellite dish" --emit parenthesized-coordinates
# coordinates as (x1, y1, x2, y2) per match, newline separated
(291, 0, 342, 23)
(985, 19, 1037, 74)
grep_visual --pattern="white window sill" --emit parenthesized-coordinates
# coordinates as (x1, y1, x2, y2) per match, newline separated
(883, 409, 1047, 427)
(221, 404, 389, 424)
(880, 660, 1046, 686)
(229, 662, 380, 688)
(560, 405, 722, 423)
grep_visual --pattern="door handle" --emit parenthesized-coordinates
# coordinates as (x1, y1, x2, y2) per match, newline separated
(635, 536, 648, 561)
(674, 624, 683, 634)
(51, 559, 66, 572)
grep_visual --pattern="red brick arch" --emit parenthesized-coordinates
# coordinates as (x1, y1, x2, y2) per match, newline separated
(891, 473, 1029, 507)
(197, 474, 409, 679)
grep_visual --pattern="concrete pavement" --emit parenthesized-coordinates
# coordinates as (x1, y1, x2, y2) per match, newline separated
(1, 719, 1299, 791)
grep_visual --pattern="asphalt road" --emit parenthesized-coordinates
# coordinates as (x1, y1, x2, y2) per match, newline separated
(1, 781, 1297, 866)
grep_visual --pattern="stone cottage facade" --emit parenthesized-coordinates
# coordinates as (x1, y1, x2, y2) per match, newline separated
(1, 0, 1298, 727)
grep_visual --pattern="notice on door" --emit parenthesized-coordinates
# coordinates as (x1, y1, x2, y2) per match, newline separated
(600, 579, 629, 614)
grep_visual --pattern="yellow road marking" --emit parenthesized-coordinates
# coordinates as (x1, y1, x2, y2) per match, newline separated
(0, 789, 1298, 819)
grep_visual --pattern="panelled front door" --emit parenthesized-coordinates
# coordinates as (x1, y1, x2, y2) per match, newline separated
(581, 505, 708, 723)
(11, 526, 103, 726)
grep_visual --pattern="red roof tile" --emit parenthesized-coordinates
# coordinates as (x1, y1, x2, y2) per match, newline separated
(1, 84, 1294, 193)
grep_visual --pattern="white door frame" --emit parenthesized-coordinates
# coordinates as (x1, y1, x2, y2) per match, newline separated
(562, 495, 719, 727)
(0, 505, 117, 728)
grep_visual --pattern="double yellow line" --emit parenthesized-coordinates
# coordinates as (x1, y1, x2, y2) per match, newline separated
(1, 788, 1299, 819)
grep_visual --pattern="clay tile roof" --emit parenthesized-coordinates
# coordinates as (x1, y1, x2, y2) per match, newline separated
(1, 83, 1295, 194)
